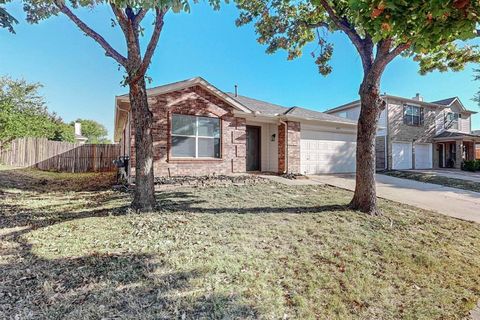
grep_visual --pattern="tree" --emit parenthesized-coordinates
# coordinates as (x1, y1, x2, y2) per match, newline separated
(71, 119, 111, 144)
(0, 2, 17, 33)
(23, 0, 221, 211)
(236, 0, 480, 215)
(0, 76, 74, 144)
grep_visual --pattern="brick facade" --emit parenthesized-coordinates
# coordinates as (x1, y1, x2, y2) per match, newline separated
(129, 85, 247, 177)
(278, 121, 300, 174)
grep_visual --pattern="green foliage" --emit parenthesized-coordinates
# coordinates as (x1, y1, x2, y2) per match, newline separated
(0, 76, 74, 144)
(462, 160, 479, 172)
(23, 0, 224, 23)
(235, 0, 480, 75)
(72, 119, 111, 144)
(0, 3, 17, 33)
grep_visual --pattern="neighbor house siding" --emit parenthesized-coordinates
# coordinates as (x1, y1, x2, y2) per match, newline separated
(386, 99, 437, 170)
(128, 85, 247, 177)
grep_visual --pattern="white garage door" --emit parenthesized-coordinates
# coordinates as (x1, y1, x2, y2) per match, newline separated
(300, 130, 356, 174)
(392, 142, 413, 170)
(414, 143, 432, 169)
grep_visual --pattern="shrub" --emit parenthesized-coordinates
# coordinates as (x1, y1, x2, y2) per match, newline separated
(462, 160, 477, 172)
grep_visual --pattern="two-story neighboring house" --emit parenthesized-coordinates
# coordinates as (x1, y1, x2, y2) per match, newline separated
(326, 94, 480, 170)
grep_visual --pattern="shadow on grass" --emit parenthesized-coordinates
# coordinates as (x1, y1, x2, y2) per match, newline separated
(0, 237, 257, 318)
(156, 190, 349, 215)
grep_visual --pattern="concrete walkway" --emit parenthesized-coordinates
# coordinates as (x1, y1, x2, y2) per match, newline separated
(307, 174, 480, 223)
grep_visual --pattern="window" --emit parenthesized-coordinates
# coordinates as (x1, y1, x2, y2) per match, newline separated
(171, 114, 221, 158)
(444, 112, 459, 130)
(403, 105, 424, 126)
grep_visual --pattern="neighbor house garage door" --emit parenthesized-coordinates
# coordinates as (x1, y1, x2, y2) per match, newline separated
(300, 129, 356, 174)
(414, 143, 432, 169)
(392, 142, 413, 170)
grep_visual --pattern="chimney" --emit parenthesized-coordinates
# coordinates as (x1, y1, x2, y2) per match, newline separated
(234, 84, 238, 97)
(413, 93, 423, 102)
(74, 122, 82, 136)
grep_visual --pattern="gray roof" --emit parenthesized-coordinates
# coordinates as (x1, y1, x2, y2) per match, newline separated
(286, 106, 357, 124)
(226, 93, 289, 115)
(431, 97, 457, 106)
(227, 93, 356, 124)
(473, 130, 480, 135)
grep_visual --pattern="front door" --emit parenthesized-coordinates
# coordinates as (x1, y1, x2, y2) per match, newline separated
(246, 126, 261, 171)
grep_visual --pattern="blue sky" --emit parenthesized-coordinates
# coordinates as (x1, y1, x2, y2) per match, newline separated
(2, 2, 480, 140)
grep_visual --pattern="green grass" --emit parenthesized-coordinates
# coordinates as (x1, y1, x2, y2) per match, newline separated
(0, 167, 479, 319)
(383, 170, 480, 193)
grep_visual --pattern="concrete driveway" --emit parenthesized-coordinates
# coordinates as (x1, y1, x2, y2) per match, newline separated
(309, 174, 480, 223)
(404, 169, 480, 183)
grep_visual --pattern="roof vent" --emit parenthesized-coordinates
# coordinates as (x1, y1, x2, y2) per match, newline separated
(234, 84, 238, 97)
(413, 93, 423, 102)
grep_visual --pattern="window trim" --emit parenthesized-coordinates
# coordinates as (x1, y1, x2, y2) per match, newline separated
(169, 113, 222, 161)
(403, 104, 424, 126)
(444, 112, 460, 130)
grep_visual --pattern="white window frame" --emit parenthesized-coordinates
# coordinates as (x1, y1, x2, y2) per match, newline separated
(444, 112, 460, 130)
(403, 104, 424, 126)
(171, 114, 221, 159)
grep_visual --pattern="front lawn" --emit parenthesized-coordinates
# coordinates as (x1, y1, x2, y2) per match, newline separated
(0, 167, 479, 319)
(383, 170, 480, 193)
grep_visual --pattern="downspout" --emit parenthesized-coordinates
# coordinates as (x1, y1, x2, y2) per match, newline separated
(279, 119, 288, 173)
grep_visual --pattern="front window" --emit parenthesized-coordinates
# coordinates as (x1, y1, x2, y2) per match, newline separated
(171, 114, 221, 158)
(444, 112, 460, 130)
(403, 105, 424, 126)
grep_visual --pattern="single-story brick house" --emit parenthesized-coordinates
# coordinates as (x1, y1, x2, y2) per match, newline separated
(114, 77, 357, 177)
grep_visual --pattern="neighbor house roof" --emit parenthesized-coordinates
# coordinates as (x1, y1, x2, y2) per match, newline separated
(325, 95, 477, 114)
(434, 130, 480, 141)
(114, 77, 357, 142)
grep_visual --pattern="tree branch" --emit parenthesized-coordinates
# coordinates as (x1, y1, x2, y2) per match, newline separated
(55, 1, 127, 67)
(134, 8, 148, 26)
(129, 7, 167, 85)
(318, 0, 373, 71)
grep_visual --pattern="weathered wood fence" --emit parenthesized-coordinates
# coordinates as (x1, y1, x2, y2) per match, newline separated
(0, 137, 120, 172)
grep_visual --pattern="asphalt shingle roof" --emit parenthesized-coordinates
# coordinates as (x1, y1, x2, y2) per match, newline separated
(285, 106, 357, 124)
(226, 93, 289, 115)
(434, 130, 480, 139)
(431, 97, 457, 106)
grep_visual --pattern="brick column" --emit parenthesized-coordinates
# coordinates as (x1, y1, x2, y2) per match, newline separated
(278, 121, 301, 174)
(455, 140, 463, 169)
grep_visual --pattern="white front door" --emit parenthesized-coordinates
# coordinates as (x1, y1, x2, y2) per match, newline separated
(392, 142, 413, 170)
(414, 143, 433, 169)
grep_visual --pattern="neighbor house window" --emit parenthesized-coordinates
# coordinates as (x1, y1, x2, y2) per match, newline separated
(444, 112, 460, 130)
(403, 105, 424, 126)
(171, 114, 221, 158)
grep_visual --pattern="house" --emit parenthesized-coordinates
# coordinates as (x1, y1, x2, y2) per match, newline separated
(114, 77, 357, 177)
(326, 94, 480, 170)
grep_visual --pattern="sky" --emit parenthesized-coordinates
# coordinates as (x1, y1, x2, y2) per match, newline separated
(1, 2, 480, 140)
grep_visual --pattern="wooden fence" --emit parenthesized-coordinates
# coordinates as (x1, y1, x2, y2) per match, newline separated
(0, 137, 120, 173)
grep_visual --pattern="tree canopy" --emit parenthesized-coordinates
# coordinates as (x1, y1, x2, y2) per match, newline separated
(0, 76, 74, 144)
(72, 119, 111, 144)
(0, 2, 17, 33)
(235, 0, 480, 76)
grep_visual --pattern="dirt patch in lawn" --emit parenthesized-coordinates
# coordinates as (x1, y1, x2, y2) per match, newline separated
(0, 168, 479, 319)
(383, 170, 480, 193)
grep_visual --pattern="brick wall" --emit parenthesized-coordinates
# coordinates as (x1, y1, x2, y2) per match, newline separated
(278, 121, 300, 173)
(129, 85, 247, 177)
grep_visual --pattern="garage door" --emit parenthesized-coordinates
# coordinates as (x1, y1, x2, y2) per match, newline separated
(300, 130, 356, 174)
(392, 142, 412, 170)
(414, 143, 432, 169)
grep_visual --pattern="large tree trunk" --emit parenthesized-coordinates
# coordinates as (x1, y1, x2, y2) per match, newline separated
(129, 77, 156, 211)
(349, 72, 383, 215)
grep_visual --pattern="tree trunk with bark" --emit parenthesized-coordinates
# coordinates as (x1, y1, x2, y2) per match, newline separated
(349, 72, 383, 215)
(129, 77, 156, 211)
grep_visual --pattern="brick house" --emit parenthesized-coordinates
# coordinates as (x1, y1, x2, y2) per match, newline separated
(326, 94, 480, 170)
(114, 77, 357, 177)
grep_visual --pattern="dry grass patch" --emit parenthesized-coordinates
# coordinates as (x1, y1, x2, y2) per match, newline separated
(0, 167, 479, 319)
